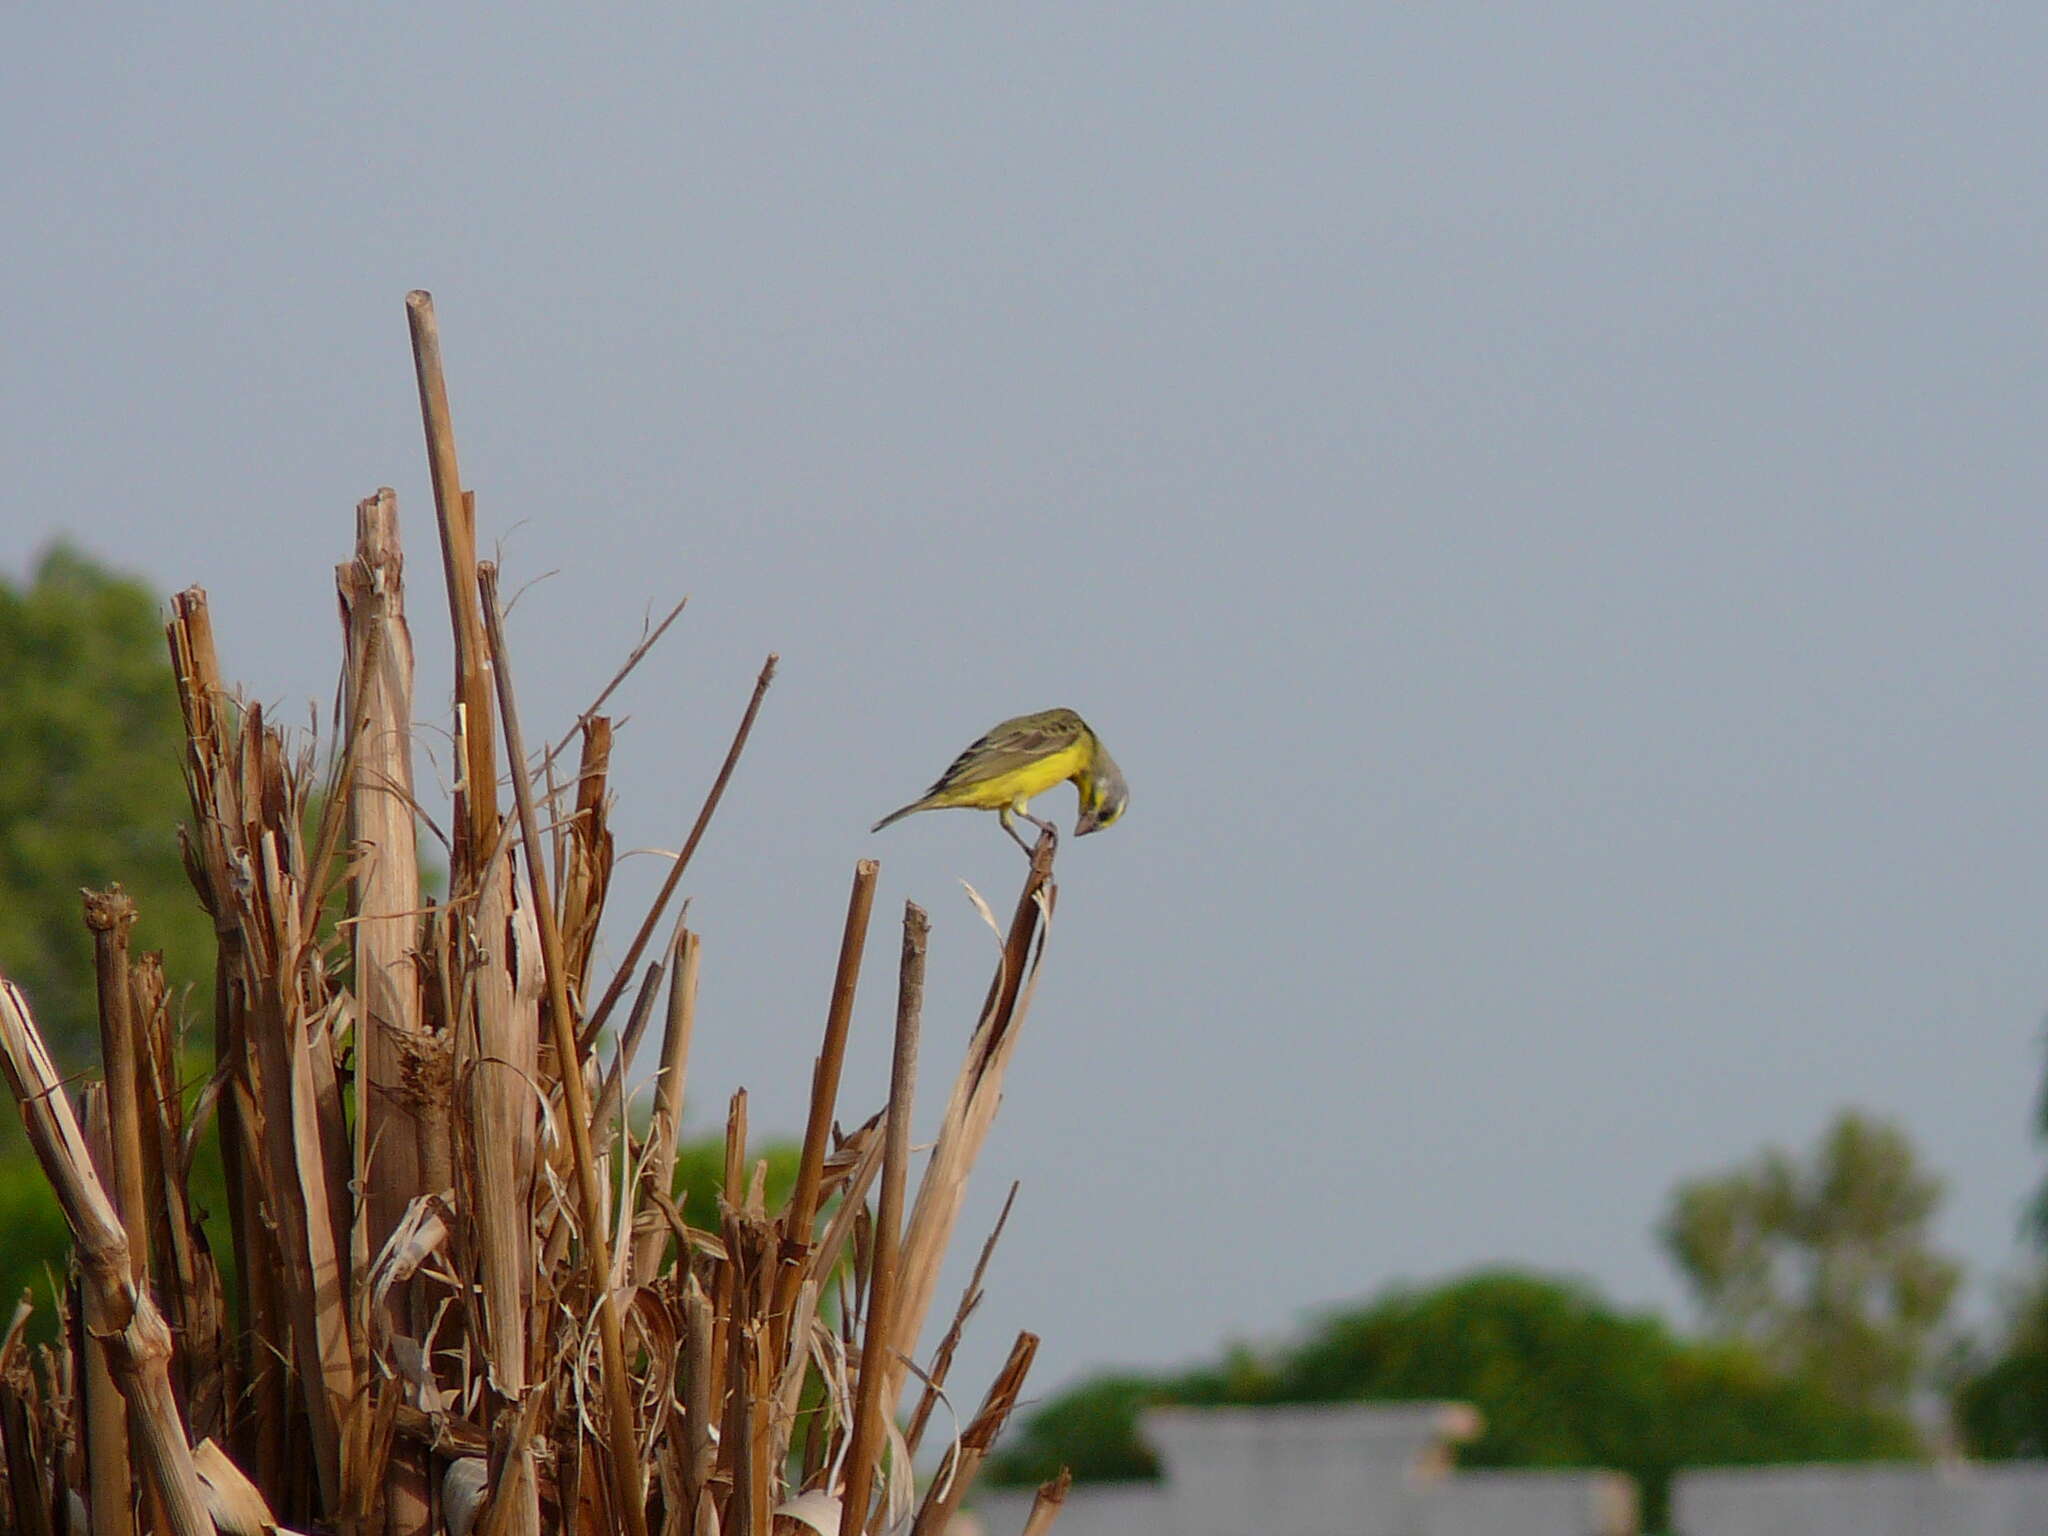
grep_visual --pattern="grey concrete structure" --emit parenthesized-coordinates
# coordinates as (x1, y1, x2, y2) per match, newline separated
(1142, 1403, 1480, 1536)
(968, 1402, 1633, 1536)
(967, 1401, 2048, 1535)
(1673, 1461, 2048, 1536)
(1420, 1468, 1636, 1536)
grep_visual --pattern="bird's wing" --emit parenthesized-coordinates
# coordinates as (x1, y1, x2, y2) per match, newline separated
(927, 708, 1088, 792)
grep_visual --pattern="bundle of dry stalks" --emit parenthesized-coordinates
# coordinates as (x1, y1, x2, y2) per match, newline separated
(0, 292, 1071, 1536)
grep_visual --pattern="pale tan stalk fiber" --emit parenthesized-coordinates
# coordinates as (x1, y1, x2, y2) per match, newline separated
(405, 290, 498, 867)
(168, 590, 290, 1495)
(407, 327, 543, 1536)
(462, 854, 543, 1536)
(712, 1086, 750, 1436)
(287, 993, 367, 1518)
(247, 750, 357, 1509)
(534, 945, 665, 1336)
(633, 927, 702, 1282)
(191, 1436, 319, 1536)
(130, 952, 228, 1443)
(840, 902, 926, 1535)
(471, 1390, 548, 1536)
(305, 1001, 356, 1275)
(558, 718, 615, 1009)
(168, 597, 357, 1510)
(682, 1284, 717, 1519)
(590, 954, 670, 1152)
(0, 980, 215, 1536)
(477, 563, 649, 1536)
(787, 1116, 890, 1488)
(337, 490, 427, 1271)
(766, 1274, 824, 1481)
(166, 592, 266, 1404)
(336, 488, 433, 1534)
(800, 1120, 886, 1322)
(416, 905, 457, 1201)
(884, 842, 1056, 1415)
(725, 1089, 751, 1211)
(730, 1307, 775, 1536)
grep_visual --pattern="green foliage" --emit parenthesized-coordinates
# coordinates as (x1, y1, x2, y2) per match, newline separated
(667, 1133, 802, 1231)
(0, 1150, 73, 1318)
(0, 544, 218, 1336)
(1656, 1338, 1918, 1468)
(1954, 1043, 2048, 1458)
(1660, 1108, 1960, 1415)
(1268, 1271, 1675, 1467)
(991, 1374, 1170, 1482)
(0, 544, 211, 1063)
(1953, 1278, 2048, 1458)
(2026, 1037, 2048, 1251)
(0, 1037, 236, 1347)
(987, 1269, 1920, 1531)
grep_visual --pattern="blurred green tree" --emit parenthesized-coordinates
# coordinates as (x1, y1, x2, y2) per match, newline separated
(1953, 1283, 2048, 1458)
(0, 544, 211, 1063)
(1951, 1038, 2048, 1457)
(987, 1269, 1919, 1531)
(0, 545, 217, 1326)
(1660, 1108, 1960, 1415)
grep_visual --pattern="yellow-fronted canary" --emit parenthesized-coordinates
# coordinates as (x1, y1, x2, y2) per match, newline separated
(872, 708, 1128, 851)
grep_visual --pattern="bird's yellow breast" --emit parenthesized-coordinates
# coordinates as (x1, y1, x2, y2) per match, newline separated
(929, 741, 1091, 812)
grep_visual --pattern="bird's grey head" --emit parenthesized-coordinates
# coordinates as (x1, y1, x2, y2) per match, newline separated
(1075, 752, 1129, 836)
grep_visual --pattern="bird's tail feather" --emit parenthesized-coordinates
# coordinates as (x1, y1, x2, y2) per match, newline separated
(870, 800, 927, 834)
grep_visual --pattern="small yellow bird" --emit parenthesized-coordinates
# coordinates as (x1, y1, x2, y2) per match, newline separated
(872, 708, 1129, 852)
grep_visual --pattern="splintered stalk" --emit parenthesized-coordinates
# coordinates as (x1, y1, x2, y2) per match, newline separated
(84, 888, 149, 1287)
(904, 1181, 1021, 1458)
(633, 927, 702, 1282)
(476, 563, 648, 1536)
(1021, 1469, 1074, 1536)
(778, 860, 880, 1331)
(407, 291, 499, 871)
(885, 835, 1057, 1415)
(910, 1331, 1039, 1536)
(0, 983, 215, 1536)
(840, 901, 926, 1534)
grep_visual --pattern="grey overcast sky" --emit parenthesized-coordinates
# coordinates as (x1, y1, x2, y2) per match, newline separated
(7, 6, 2048, 1400)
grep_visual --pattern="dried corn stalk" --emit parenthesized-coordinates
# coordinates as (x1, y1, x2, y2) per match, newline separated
(0, 292, 1072, 1536)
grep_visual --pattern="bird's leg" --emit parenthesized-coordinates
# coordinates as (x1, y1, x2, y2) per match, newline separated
(1015, 811, 1064, 860)
(999, 808, 1035, 854)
